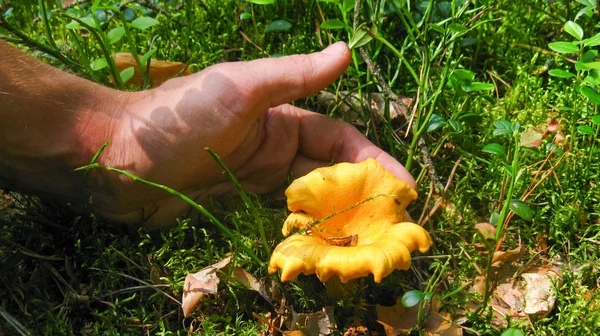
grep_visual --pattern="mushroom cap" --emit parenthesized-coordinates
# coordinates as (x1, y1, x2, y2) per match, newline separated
(268, 158, 432, 283)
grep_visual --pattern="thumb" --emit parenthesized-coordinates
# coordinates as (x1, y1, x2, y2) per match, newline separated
(230, 42, 351, 112)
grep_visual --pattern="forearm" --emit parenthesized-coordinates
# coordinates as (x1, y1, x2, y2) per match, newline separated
(0, 39, 124, 200)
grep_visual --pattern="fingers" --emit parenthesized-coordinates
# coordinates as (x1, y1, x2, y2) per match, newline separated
(278, 105, 416, 190)
(214, 42, 351, 117)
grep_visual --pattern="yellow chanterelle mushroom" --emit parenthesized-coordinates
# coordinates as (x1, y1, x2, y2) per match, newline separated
(268, 158, 432, 283)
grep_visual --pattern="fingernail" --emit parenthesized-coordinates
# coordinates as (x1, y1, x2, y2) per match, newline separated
(322, 41, 348, 55)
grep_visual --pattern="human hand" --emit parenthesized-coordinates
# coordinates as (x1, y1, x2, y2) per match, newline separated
(85, 42, 415, 228)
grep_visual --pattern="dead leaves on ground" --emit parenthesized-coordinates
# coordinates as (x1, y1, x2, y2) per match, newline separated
(520, 118, 564, 148)
(182, 255, 233, 317)
(376, 298, 463, 336)
(467, 241, 564, 328)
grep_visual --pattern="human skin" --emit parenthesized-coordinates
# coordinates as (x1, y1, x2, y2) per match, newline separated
(0, 40, 415, 229)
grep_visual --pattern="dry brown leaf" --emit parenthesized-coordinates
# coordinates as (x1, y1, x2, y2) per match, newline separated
(474, 223, 496, 240)
(546, 118, 560, 134)
(113, 52, 191, 87)
(491, 245, 525, 267)
(181, 255, 232, 317)
(376, 298, 419, 335)
(232, 267, 280, 304)
(287, 307, 336, 336)
(317, 91, 413, 126)
(487, 261, 563, 326)
(424, 311, 463, 336)
(343, 325, 370, 335)
(471, 275, 487, 297)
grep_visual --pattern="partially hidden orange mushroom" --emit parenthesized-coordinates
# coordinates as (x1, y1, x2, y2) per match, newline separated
(268, 158, 432, 283)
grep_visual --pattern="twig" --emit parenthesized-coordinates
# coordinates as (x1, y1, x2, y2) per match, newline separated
(419, 158, 462, 227)
(419, 137, 444, 193)
(352, 0, 445, 197)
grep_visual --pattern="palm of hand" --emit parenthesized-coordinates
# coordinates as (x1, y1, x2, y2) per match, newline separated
(90, 45, 414, 228)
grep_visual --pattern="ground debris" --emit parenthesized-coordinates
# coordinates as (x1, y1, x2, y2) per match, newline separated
(376, 298, 463, 336)
(317, 91, 413, 126)
(285, 307, 336, 336)
(181, 255, 232, 317)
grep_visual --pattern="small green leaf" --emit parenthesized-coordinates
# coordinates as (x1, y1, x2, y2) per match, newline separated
(320, 19, 345, 30)
(80, 17, 96, 27)
(564, 20, 584, 40)
(65, 20, 83, 30)
(448, 119, 461, 132)
(482, 143, 506, 156)
(489, 212, 500, 226)
(246, 0, 276, 4)
(348, 28, 373, 49)
(140, 48, 156, 65)
(130, 16, 158, 30)
(580, 85, 600, 105)
(107, 26, 125, 45)
(463, 82, 495, 92)
(493, 120, 513, 137)
(581, 49, 598, 62)
(548, 41, 579, 54)
(582, 62, 600, 70)
(123, 7, 135, 21)
(584, 32, 600, 47)
(592, 115, 600, 125)
(548, 69, 575, 78)
(120, 66, 135, 84)
(265, 19, 292, 32)
(577, 125, 595, 135)
(501, 328, 525, 336)
(90, 58, 108, 71)
(240, 12, 252, 20)
(401, 290, 424, 308)
(66, 17, 96, 30)
(510, 200, 534, 221)
(342, 0, 354, 12)
(511, 121, 521, 133)
(448, 23, 467, 33)
(426, 114, 446, 132)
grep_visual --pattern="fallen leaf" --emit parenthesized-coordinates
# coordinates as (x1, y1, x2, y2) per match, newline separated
(376, 298, 420, 335)
(232, 267, 280, 304)
(474, 223, 496, 240)
(487, 261, 563, 326)
(521, 270, 560, 316)
(492, 245, 525, 267)
(471, 275, 487, 297)
(181, 255, 232, 317)
(424, 311, 463, 336)
(113, 52, 191, 87)
(546, 118, 560, 134)
(287, 307, 336, 335)
(520, 127, 543, 148)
